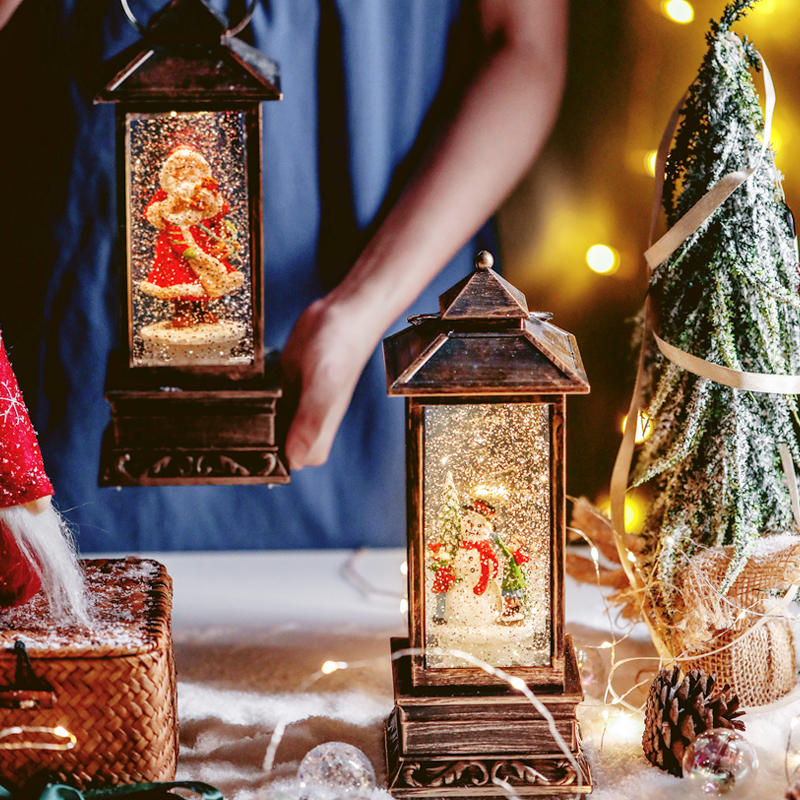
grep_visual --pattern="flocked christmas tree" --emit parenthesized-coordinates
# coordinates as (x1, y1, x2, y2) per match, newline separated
(630, 0, 800, 642)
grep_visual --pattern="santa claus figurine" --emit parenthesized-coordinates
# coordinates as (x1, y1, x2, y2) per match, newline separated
(0, 329, 87, 621)
(139, 146, 244, 328)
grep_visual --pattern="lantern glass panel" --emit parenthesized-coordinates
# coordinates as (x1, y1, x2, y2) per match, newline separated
(126, 109, 253, 367)
(423, 402, 552, 669)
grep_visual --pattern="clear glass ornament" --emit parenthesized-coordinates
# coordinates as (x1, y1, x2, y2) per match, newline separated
(574, 645, 606, 699)
(297, 741, 376, 800)
(682, 729, 758, 796)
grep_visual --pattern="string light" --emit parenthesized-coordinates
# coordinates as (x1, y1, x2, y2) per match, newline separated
(645, 150, 658, 176)
(321, 660, 347, 675)
(400, 561, 408, 576)
(399, 598, 408, 614)
(662, 0, 694, 24)
(509, 677, 527, 692)
(753, 0, 776, 13)
(586, 244, 618, 274)
(622, 410, 653, 443)
(600, 641, 613, 649)
(627, 551, 637, 564)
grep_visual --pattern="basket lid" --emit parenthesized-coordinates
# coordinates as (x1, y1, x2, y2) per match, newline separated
(0, 558, 172, 658)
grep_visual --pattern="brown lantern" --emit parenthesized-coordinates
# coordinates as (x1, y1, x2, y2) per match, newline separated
(382, 252, 593, 797)
(95, 0, 289, 485)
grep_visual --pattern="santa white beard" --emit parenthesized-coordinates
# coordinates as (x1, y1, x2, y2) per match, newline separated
(0, 504, 88, 624)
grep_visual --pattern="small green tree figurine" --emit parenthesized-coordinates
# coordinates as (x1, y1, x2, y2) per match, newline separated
(428, 472, 462, 623)
(630, 0, 800, 649)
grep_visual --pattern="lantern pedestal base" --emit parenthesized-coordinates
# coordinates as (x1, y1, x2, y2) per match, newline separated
(98, 351, 289, 486)
(385, 637, 592, 798)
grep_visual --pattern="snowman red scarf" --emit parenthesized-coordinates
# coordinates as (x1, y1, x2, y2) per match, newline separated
(460, 540, 499, 595)
(0, 330, 86, 619)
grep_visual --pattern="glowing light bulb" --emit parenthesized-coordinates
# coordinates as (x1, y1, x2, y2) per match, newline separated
(53, 727, 69, 738)
(509, 677, 526, 692)
(627, 551, 637, 564)
(645, 150, 658, 176)
(590, 547, 599, 563)
(399, 597, 409, 614)
(322, 660, 346, 675)
(602, 709, 610, 721)
(400, 561, 408, 576)
(663, 0, 694, 23)
(600, 641, 613, 650)
(622, 411, 653, 443)
(586, 244, 618, 274)
(754, 0, 776, 13)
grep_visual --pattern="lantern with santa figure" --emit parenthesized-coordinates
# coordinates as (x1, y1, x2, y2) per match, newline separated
(382, 251, 593, 797)
(96, 0, 289, 485)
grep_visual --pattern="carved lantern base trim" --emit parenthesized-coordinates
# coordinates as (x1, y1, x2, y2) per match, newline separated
(99, 352, 289, 486)
(385, 637, 593, 798)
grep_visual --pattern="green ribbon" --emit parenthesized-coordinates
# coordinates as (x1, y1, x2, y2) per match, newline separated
(0, 779, 223, 800)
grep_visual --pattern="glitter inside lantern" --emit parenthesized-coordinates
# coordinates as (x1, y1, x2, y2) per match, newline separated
(383, 251, 593, 797)
(95, 0, 289, 486)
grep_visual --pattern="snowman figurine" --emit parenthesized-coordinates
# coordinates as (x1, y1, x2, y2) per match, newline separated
(443, 499, 502, 627)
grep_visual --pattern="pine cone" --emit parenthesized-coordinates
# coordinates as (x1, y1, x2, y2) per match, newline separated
(642, 666, 745, 776)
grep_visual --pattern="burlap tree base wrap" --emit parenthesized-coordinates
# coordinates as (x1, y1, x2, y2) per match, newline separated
(680, 617, 795, 707)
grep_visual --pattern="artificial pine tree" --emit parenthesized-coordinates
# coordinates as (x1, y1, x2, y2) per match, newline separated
(428, 472, 462, 622)
(630, 0, 800, 644)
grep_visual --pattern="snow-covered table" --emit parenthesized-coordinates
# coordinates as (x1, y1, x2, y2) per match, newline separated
(124, 548, 800, 799)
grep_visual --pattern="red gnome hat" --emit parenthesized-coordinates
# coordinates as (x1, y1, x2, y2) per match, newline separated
(0, 329, 52, 607)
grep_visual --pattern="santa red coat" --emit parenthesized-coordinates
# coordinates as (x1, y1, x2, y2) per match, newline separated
(140, 189, 240, 301)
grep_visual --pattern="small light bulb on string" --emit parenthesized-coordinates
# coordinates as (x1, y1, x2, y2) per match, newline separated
(586, 244, 618, 275)
(645, 150, 658, 176)
(621, 410, 653, 443)
(321, 660, 348, 675)
(600, 641, 613, 650)
(399, 597, 408, 614)
(400, 560, 408, 576)
(662, 0, 694, 24)
(509, 677, 526, 692)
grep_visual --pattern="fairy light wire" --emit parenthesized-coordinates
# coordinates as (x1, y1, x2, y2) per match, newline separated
(264, 646, 587, 798)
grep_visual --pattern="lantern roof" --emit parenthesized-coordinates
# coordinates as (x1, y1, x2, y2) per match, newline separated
(383, 252, 590, 396)
(95, 0, 281, 104)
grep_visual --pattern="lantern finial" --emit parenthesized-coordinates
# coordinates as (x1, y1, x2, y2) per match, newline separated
(474, 250, 494, 271)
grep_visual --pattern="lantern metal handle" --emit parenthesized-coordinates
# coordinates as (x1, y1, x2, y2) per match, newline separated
(119, 0, 259, 37)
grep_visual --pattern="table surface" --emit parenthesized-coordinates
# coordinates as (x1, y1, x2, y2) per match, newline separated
(106, 548, 800, 799)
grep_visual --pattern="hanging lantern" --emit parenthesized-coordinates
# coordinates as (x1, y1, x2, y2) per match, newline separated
(95, 0, 288, 485)
(383, 251, 593, 796)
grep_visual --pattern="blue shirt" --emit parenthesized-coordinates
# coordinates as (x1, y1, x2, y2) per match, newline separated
(0, 0, 496, 552)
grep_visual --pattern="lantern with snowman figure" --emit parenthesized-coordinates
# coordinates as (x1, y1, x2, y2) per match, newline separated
(382, 251, 593, 797)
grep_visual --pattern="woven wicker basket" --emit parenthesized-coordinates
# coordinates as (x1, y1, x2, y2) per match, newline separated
(0, 558, 178, 789)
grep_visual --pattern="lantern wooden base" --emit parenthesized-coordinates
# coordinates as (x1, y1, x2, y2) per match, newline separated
(385, 637, 592, 798)
(99, 351, 289, 486)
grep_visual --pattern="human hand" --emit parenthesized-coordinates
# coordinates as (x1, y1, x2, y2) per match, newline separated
(281, 296, 381, 470)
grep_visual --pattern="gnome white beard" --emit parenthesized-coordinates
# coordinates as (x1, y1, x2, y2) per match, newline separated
(0, 504, 89, 624)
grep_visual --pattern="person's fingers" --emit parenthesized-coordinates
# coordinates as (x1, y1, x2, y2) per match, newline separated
(284, 370, 352, 469)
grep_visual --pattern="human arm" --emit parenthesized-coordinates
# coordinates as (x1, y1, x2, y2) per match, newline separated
(281, 0, 568, 469)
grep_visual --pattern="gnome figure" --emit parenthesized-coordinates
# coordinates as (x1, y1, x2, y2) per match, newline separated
(0, 330, 87, 621)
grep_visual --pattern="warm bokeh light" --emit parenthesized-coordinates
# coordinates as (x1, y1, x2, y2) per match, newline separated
(586, 244, 618, 274)
(622, 410, 653, 443)
(663, 0, 694, 23)
(598, 493, 647, 533)
(753, 0, 776, 13)
(645, 150, 658, 176)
